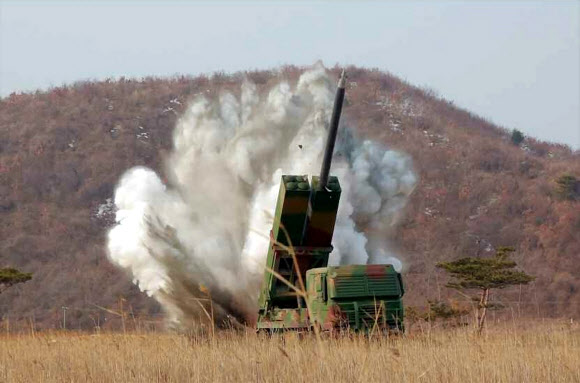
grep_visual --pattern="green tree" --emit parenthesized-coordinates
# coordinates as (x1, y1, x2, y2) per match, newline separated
(0, 268, 32, 294)
(556, 174, 579, 201)
(437, 247, 534, 334)
(511, 129, 524, 145)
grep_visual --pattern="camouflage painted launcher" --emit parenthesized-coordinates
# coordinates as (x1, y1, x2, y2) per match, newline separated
(257, 71, 405, 332)
(258, 71, 346, 314)
(257, 174, 341, 311)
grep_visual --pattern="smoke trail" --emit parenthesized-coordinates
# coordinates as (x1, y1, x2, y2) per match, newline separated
(107, 65, 416, 329)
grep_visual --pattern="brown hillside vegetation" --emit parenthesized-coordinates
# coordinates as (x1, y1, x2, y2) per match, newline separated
(0, 66, 579, 330)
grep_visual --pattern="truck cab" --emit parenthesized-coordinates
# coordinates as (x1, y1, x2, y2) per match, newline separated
(306, 265, 404, 332)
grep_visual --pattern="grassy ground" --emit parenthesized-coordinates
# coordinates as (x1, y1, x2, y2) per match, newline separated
(0, 321, 578, 382)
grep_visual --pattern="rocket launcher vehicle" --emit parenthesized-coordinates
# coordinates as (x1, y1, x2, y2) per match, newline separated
(257, 71, 405, 333)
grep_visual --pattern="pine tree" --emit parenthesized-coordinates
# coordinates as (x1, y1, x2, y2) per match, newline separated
(437, 247, 534, 333)
(511, 129, 524, 145)
(0, 268, 32, 294)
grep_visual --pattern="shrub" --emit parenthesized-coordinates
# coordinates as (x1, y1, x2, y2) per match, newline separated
(511, 129, 524, 145)
(556, 174, 579, 201)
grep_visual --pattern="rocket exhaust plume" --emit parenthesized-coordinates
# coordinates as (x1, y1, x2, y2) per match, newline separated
(107, 65, 417, 329)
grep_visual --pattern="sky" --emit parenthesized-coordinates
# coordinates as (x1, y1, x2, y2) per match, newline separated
(1, 1, 579, 148)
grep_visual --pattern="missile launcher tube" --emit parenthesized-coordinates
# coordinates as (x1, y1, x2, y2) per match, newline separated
(318, 70, 346, 191)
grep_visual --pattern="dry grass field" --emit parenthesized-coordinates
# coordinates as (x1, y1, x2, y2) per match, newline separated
(0, 321, 579, 383)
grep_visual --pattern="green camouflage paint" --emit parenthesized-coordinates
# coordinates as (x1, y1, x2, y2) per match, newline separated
(256, 175, 405, 333)
(256, 72, 405, 333)
(306, 265, 404, 332)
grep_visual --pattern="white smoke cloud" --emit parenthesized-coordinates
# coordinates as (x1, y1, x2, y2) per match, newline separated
(107, 65, 416, 329)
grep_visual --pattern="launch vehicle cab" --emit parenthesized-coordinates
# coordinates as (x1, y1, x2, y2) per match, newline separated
(306, 265, 404, 332)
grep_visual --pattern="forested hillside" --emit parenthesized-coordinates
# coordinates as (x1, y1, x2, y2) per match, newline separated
(1, 66, 579, 330)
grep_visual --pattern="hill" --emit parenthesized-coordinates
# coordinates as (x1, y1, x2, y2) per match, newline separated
(1, 66, 579, 330)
